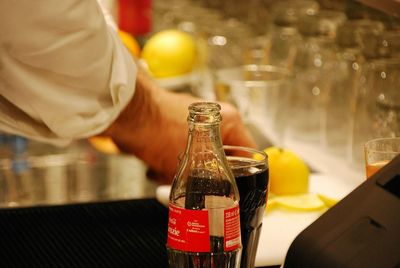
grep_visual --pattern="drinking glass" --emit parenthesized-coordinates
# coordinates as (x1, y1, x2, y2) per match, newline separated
(263, 0, 319, 71)
(288, 11, 345, 143)
(350, 58, 400, 169)
(373, 59, 400, 138)
(322, 21, 364, 156)
(364, 137, 400, 178)
(223, 145, 269, 268)
(214, 65, 292, 145)
(268, 0, 320, 28)
(382, 30, 400, 58)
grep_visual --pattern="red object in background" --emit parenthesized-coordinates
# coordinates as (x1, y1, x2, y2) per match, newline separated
(118, 0, 152, 36)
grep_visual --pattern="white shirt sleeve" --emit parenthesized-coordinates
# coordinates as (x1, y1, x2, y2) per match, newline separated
(0, 0, 136, 146)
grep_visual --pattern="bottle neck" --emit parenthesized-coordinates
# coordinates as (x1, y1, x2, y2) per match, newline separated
(169, 102, 239, 207)
(186, 102, 224, 155)
(187, 122, 223, 154)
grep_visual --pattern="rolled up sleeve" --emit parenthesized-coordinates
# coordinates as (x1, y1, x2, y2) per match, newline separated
(0, 0, 136, 145)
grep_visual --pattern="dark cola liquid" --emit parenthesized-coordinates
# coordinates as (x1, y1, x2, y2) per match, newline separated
(168, 176, 241, 267)
(184, 176, 232, 209)
(233, 162, 269, 268)
(168, 245, 241, 268)
(168, 165, 268, 268)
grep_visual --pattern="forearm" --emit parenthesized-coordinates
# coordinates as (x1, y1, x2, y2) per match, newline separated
(101, 65, 200, 182)
(102, 65, 163, 158)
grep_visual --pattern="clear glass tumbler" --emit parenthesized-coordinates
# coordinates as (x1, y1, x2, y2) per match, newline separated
(322, 21, 364, 156)
(214, 64, 292, 145)
(223, 145, 269, 268)
(364, 137, 400, 178)
(350, 58, 400, 168)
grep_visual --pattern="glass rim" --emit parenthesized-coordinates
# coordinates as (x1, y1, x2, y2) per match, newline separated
(223, 145, 268, 163)
(243, 64, 292, 76)
(364, 137, 400, 153)
(370, 57, 400, 67)
(217, 65, 292, 85)
(177, 145, 268, 165)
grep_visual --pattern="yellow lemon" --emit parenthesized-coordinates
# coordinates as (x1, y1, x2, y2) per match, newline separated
(141, 29, 196, 78)
(263, 147, 310, 195)
(118, 30, 141, 58)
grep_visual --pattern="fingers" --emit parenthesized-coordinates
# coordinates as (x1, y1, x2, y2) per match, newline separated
(219, 102, 257, 149)
(222, 122, 258, 149)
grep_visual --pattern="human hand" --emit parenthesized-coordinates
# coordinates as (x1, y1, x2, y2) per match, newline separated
(144, 90, 257, 183)
(103, 68, 256, 184)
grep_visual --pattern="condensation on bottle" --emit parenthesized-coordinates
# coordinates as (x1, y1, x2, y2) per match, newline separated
(167, 102, 242, 268)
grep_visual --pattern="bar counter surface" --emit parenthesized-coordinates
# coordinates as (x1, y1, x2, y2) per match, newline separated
(0, 198, 169, 267)
(0, 138, 284, 267)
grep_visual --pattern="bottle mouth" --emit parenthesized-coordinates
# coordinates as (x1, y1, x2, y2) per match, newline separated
(188, 102, 222, 123)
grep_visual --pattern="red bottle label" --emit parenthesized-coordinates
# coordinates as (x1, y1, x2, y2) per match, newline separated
(167, 204, 210, 252)
(167, 203, 241, 252)
(224, 205, 241, 251)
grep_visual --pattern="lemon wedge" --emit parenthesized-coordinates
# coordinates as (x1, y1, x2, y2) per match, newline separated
(317, 194, 339, 207)
(267, 193, 328, 212)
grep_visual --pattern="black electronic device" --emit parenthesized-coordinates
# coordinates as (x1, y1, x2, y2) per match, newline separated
(284, 154, 400, 268)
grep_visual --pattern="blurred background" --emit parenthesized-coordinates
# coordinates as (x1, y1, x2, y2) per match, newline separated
(1, 0, 399, 208)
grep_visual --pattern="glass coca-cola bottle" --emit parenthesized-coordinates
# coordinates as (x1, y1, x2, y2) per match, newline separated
(167, 102, 242, 268)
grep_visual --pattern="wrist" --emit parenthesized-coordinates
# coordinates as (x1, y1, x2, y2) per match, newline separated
(103, 66, 161, 155)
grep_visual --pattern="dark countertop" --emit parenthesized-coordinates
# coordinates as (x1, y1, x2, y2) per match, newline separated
(0, 198, 169, 267)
